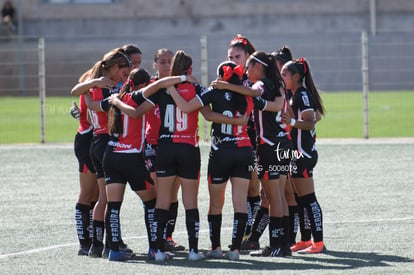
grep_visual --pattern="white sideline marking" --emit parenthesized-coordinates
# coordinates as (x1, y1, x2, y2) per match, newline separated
(1, 217, 413, 259)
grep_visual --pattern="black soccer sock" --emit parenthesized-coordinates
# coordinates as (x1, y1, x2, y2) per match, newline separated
(249, 206, 269, 242)
(208, 214, 222, 250)
(88, 201, 97, 240)
(186, 208, 200, 253)
(297, 196, 312, 242)
(75, 203, 91, 248)
(269, 216, 283, 248)
(232, 212, 248, 251)
(245, 196, 261, 236)
(281, 215, 289, 248)
(143, 198, 157, 250)
(301, 193, 323, 242)
(165, 201, 178, 240)
(92, 220, 105, 247)
(154, 208, 170, 252)
(105, 201, 122, 251)
(288, 205, 299, 245)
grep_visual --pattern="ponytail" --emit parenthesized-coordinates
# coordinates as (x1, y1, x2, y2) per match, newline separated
(287, 58, 325, 115)
(108, 68, 151, 136)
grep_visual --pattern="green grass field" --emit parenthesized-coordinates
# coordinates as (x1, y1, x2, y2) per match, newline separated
(0, 141, 413, 274)
(0, 91, 413, 143)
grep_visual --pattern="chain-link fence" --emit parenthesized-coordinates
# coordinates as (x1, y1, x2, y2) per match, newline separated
(0, 32, 413, 143)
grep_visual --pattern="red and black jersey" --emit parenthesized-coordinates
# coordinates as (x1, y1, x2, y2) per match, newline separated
(88, 87, 113, 136)
(145, 76, 161, 145)
(198, 86, 253, 150)
(107, 91, 147, 153)
(146, 82, 206, 146)
(77, 94, 93, 134)
(253, 77, 289, 145)
(290, 87, 317, 158)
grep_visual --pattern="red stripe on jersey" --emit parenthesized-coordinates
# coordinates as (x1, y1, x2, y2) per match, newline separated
(78, 94, 92, 133)
(303, 169, 309, 179)
(145, 180, 151, 190)
(89, 87, 109, 135)
(264, 171, 269, 181)
(145, 105, 161, 145)
(82, 163, 88, 174)
(208, 174, 211, 184)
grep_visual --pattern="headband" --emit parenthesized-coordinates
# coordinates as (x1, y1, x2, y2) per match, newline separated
(251, 55, 268, 67)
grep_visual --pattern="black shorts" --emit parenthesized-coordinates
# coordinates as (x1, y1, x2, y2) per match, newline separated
(256, 139, 293, 180)
(208, 146, 254, 184)
(290, 150, 318, 179)
(156, 143, 200, 180)
(74, 131, 95, 174)
(144, 142, 157, 173)
(90, 134, 110, 179)
(103, 149, 154, 191)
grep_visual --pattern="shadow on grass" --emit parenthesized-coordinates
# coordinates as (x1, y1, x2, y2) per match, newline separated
(124, 250, 413, 271)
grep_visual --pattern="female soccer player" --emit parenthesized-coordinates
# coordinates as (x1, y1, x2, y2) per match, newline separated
(213, 51, 292, 257)
(242, 46, 298, 253)
(144, 50, 207, 261)
(71, 69, 99, 256)
(167, 60, 253, 261)
(281, 58, 326, 254)
(104, 68, 193, 261)
(226, 35, 262, 241)
(145, 48, 184, 252)
(81, 48, 131, 257)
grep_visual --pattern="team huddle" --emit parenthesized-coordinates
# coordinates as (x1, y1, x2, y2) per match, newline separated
(70, 34, 326, 262)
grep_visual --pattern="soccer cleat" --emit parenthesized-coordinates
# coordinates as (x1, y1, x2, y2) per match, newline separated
(88, 244, 104, 258)
(154, 250, 174, 261)
(147, 248, 157, 260)
(77, 246, 90, 256)
(298, 241, 326, 254)
(102, 247, 109, 259)
(206, 247, 223, 259)
(164, 238, 185, 251)
(283, 243, 292, 257)
(249, 246, 284, 257)
(290, 240, 312, 252)
(108, 250, 132, 261)
(240, 240, 260, 251)
(119, 241, 134, 254)
(226, 250, 240, 261)
(188, 249, 205, 261)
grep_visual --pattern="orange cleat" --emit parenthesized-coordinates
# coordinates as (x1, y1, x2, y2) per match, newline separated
(298, 241, 326, 254)
(290, 240, 312, 252)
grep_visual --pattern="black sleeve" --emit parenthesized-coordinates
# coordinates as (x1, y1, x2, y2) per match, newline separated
(100, 98, 110, 112)
(131, 89, 146, 105)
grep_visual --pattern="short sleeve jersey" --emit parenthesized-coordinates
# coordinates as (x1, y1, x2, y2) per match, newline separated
(290, 87, 317, 158)
(198, 87, 253, 150)
(107, 90, 147, 153)
(146, 82, 206, 146)
(77, 94, 93, 134)
(252, 78, 289, 145)
(145, 76, 161, 145)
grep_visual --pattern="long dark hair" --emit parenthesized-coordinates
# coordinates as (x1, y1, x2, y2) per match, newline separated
(89, 48, 131, 80)
(108, 68, 151, 136)
(170, 50, 192, 76)
(248, 51, 285, 95)
(285, 58, 325, 115)
(272, 46, 293, 66)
